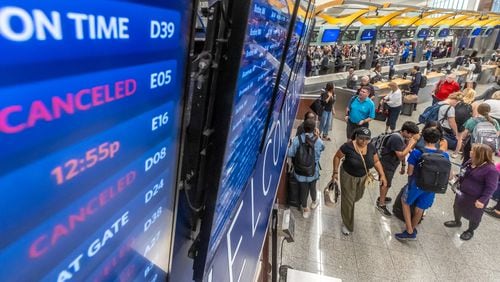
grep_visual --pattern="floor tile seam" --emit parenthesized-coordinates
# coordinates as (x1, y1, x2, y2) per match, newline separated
(386, 245, 434, 280)
(417, 233, 468, 279)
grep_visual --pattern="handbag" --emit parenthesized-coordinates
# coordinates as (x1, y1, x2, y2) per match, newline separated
(353, 142, 376, 188)
(374, 104, 388, 121)
(324, 180, 340, 207)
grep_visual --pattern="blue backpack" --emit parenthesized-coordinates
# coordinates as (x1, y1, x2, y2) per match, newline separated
(418, 103, 451, 124)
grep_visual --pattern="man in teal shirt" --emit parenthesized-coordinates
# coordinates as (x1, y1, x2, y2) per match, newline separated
(345, 86, 376, 139)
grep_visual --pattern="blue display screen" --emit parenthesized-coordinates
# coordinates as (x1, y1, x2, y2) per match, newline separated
(472, 27, 483, 36)
(208, 0, 293, 262)
(438, 28, 450, 38)
(321, 29, 341, 43)
(484, 28, 494, 36)
(360, 29, 376, 41)
(417, 29, 429, 39)
(0, 1, 192, 281)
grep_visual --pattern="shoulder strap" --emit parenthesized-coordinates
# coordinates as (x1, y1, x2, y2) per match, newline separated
(353, 142, 375, 180)
(438, 104, 452, 124)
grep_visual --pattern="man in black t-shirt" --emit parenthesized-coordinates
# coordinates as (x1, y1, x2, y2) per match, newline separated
(376, 121, 420, 216)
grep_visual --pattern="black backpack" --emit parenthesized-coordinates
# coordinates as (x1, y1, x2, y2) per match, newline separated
(414, 149, 451, 194)
(370, 132, 400, 157)
(419, 75, 427, 88)
(293, 135, 317, 177)
(473, 61, 482, 74)
(454, 102, 473, 131)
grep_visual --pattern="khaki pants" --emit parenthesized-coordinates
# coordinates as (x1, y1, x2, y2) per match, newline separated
(340, 167, 367, 232)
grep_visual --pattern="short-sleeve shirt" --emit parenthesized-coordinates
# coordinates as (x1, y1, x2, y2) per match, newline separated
(380, 133, 405, 171)
(408, 148, 449, 190)
(464, 116, 500, 132)
(437, 102, 455, 130)
(340, 142, 376, 177)
(348, 97, 375, 124)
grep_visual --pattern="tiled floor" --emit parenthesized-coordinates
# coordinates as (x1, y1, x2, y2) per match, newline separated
(280, 84, 500, 281)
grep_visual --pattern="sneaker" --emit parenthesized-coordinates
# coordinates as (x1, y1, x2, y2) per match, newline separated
(376, 204, 392, 217)
(310, 201, 319, 210)
(376, 196, 392, 204)
(302, 208, 311, 219)
(395, 230, 417, 241)
(485, 208, 500, 219)
(341, 225, 351, 236)
(444, 220, 462, 228)
(451, 152, 459, 159)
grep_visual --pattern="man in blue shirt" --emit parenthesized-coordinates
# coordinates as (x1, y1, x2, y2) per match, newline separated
(345, 86, 375, 139)
(395, 127, 449, 240)
(288, 119, 325, 219)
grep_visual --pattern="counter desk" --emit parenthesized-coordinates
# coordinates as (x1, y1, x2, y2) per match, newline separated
(479, 64, 497, 84)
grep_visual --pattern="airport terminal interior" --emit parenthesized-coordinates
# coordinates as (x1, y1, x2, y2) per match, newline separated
(2, 0, 500, 281)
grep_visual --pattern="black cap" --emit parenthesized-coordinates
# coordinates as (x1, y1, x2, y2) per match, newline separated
(352, 127, 371, 140)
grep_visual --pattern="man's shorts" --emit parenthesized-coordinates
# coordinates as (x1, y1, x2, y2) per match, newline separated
(381, 164, 396, 188)
(402, 184, 435, 210)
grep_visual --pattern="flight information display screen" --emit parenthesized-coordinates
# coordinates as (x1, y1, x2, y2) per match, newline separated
(438, 28, 450, 38)
(360, 29, 376, 42)
(207, 0, 293, 260)
(321, 29, 341, 43)
(417, 28, 429, 39)
(471, 27, 484, 36)
(0, 1, 192, 281)
(484, 28, 494, 37)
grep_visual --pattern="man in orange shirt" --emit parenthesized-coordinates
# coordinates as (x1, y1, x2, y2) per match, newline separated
(433, 74, 460, 105)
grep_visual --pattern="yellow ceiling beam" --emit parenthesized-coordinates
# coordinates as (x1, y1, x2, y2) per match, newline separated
(454, 16, 481, 27)
(438, 15, 472, 26)
(315, 0, 345, 15)
(318, 8, 376, 26)
(474, 18, 500, 27)
(388, 11, 438, 27)
(357, 8, 416, 26)
(413, 13, 456, 26)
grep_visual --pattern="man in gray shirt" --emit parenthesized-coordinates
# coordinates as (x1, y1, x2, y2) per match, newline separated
(437, 93, 461, 150)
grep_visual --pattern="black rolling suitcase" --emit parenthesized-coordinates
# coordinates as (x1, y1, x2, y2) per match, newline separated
(392, 185, 424, 223)
(287, 165, 300, 208)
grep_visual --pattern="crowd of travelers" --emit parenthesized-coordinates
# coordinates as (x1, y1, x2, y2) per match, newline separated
(288, 62, 500, 241)
(306, 41, 455, 77)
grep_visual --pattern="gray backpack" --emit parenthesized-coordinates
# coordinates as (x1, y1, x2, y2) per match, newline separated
(472, 120, 499, 151)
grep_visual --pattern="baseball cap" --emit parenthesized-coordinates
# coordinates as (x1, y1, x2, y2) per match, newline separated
(352, 127, 371, 140)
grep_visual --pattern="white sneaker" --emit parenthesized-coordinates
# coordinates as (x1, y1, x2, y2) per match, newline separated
(311, 201, 319, 210)
(341, 224, 351, 235)
(302, 208, 311, 219)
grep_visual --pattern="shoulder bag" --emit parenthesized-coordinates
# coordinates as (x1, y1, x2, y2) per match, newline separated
(353, 142, 376, 188)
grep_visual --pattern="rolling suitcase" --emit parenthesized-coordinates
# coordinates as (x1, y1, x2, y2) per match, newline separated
(287, 166, 300, 208)
(401, 103, 414, 116)
(392, 185, 424, 223)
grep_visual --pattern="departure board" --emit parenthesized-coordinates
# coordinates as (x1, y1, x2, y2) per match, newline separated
(0, 1, 192, 281)
(207, 0, 293, 259)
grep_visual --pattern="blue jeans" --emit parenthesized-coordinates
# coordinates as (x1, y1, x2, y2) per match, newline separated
(320, 111, 332, 137)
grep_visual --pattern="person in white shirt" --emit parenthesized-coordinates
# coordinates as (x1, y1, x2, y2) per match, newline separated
(382, 82, 402, 133)
(437, 93, 461, 150)
(481, 91, 500, 123)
